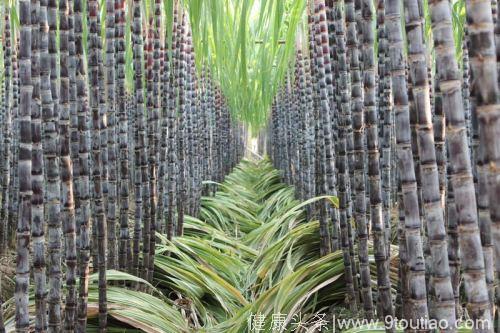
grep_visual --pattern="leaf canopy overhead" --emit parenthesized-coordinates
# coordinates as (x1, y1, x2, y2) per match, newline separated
(0, 0, 467, 131)
(184, 0, 307, 131)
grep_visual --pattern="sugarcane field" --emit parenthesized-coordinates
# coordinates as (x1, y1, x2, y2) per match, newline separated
(0, 0, 499, 332)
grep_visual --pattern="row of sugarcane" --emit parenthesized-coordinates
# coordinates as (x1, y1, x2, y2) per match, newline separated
(0, 0, 245, 331)
(268, 0, 500, 330)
